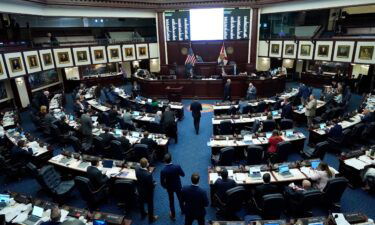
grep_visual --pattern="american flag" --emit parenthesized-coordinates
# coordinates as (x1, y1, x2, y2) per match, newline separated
(185, 47, 196, 66)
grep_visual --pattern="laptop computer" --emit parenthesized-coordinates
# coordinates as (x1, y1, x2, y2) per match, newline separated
(102, 160, 113, 168)
(91, 116, 98, 122)
(319, 123, 326, 129)
(133, 111, 140, 116)
(308, 223, 323, 225)
(272, 110, 278, 116)
(285, 130, 293, 137)
(69, 115, 74, 121)
(298, 105, 303, 111)
(266, 132, 272, 138)
(0, 194, 10, 208)
(311, 160, 320, 169)
(94, 220, 108, 225)
(147, 99, 152, 104)
(279, 164, 292, 177)
(114, 129, 122, 136)
(23, 206, 44, 225)
(249, 167, 261, 179)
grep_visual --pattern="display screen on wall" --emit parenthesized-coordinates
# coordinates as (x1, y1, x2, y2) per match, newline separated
(165, 11, 190, 41)
(81, 63, 117, 77)
(28, 69, 59, 90)
(223, 8, 250, 40)
(0, 82, 8, 101)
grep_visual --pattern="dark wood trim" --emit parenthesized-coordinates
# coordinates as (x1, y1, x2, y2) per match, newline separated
(249, 8, 259, 71)
(9, 78, 23, 109)
(157, 12, 167, 65)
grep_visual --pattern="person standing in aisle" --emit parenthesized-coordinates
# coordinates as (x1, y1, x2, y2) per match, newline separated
(190, 97, 202, 134)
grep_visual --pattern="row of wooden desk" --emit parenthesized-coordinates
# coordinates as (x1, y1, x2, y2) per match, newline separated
(136, 75, 286, 99)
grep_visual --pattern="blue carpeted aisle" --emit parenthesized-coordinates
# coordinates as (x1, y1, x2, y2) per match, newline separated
(1, 84, 374, 224)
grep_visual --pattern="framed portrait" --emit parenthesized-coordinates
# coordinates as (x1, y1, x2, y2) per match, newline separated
(283, 41, 297, 58)
(107, 45, 122, 62)
(333, 41, 354, 62)
(4, 52, 26, 77)
(148, 43, 159, 58)
(314, 41, 333, 61)
(122, 44, 136, 61)
(136, 44, 149, 59)
(269, 41, 282, 58)
(73, 47, 91, 66)
(39, 49, 55, 70)
(90, 46, 107, 64)
(354, 42, 375, 64)
(23, 51, 42, 74)
(298, 41, 314, 60)
(0, 55, 8, 80)
(258, 41, 269, 57)
(53, 48, 73, 68)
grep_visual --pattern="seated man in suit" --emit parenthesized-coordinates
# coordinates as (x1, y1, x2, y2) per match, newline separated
(253, 173, 278, 208)
(40, 207, 61, 225)
(326, 119, 343, 141)
(56, 115, 73, 136)
(108, 106, 119, 123)
(284, 180, 313, 214)
(281, 98, 293, 120)
(116, 130, 131, 152)
(11, 140, 33, 164)
(86, 159, 109, 190)
(161, 107, 177, 143)
(73, 99, 86, 117)
(140, 131, 157, 153)
(213, 169, 237, 204)
(99, 127, 115, 148)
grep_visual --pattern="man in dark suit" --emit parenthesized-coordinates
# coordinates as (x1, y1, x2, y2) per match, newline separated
(10, 140, 33, 163)
(281, 98, 293, 120)
(190, 98, 202, 135)
(140, 131, 157, 154)
(56, 115, 72, 136)
(326, 119, 343, 141)
(39, 91, 50, 109)
(73, 99, 86, 117)
(223, 79, 231, 101)
(213, 169, 237, 203)
(181, 173, 209, 225)
(99, 127, 115, 148)
(116, 130, 131, 152)
(160, 153, 185, 220)
(80, 111, 93, 144)
(253, 173, 278, 207)
(136, 158, 158, 223)
(86, 159, 109, 190)
(161, 107, 177, 143)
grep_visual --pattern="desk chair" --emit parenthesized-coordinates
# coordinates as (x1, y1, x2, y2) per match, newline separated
(302, 141, 329, 160)
(119, 119, 136, 131)
(256, 102, 266, 113)
(114, 179, 138, 212)
(290, 189, 322, 217)
(271, 141, 291, 163)
(92, 136, 107, 156)
(216, 186, 247, 219)
(262, 120, 276, 132)
(68, 136, 91, 153)
(280, 119, 293, 130)
(36, 165, 75, 201)
(75, 176, 108, 210)
(260, 193, 284, 219)
(50, 124, 69, 146)
(133, 144, 151, 162)
(109, 140, 131, 160)
(327, 129, 351, 152)
(100, 112, 111, 127)
(0, 155, 26, 181)
(361, 122, 375, 144)
(216, 147, 235, 166)
(242, 105, 252, 114)
(322, 177, 348, 211)
(246, 145, 264, 165)
(350, 123, 366, 144)
(218, 120, 234, 135)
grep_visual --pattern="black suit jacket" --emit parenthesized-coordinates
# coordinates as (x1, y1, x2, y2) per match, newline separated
(10, 146, 33, 162)
(73, 102, 85, 115)
(281, 103, 293, 120)
(254, 183, 279, 204)
(181, 185, 209, 217)
(135, 167, 155, 199)
(161, 111, 176, 126)
(224, 83, 231, 99)
(56, 120, 71, 134)
(99, 132, 115, 147)
(116, 136, 131, 151)
(40, 95, 49, 108)
(86, 166, 109, 190)
(140, 137, 157, 150)
(213, 178, 237, 201)
(190, 101, 202, 118)
(160, 164, 185, 191)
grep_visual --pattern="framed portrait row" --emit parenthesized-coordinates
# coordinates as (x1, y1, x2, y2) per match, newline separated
(259, 40, 375, 64)
(0, 43, 156, 79)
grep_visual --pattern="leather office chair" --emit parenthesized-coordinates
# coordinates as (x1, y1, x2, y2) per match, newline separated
(50, 124, 69, 145)
(36, 165, 74, 200)
(109, 140, 125, 160)
(68, 136, 91, 153)
(114, 179, 137, 212)
(227, 106, 238, 115)
(261, 193, 285, 219)
(0, 155, 25, 180)
(119, 119, 136, 131)
(246, 145, 264, 165)
(262, 120, 276, 132)
(217, 147, 235, 166)
(256, 102, 266, 113)
(145, 104, 155, 114)
(279, 119, 293, 130)
(291, 189, 322, 217)
(218, 120, 234, 135)
(242, 105, 252, 114)
(361, 122, 375, 144)
(30, 113, 43, 131)
(328, 129, 351, 152)
(100, 112, 111, 127)
(216, 186, 247, 219)
(92, 136, 106, 156)
(322, 177, 348, 211)
(75, 176, 107, 209)
(350, 123, 366, 143)
(302, 141, 329, 160)
(133, 144, 151, 162)
(272, 141, 291, 163)
(26, 162, 39, 177)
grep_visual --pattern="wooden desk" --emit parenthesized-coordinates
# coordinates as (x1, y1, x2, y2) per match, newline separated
(136, 75, 286, 99)
(301, 72, 335, 88)
(293, 100, 326, 123)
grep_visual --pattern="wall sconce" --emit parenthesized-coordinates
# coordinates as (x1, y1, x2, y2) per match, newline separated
(15, 77, 23, 86)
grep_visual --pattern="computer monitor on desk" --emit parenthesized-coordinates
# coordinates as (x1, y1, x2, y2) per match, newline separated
(266, 132, 272, 138)
(319, 123, 326, 130)
(272, 110, 279, 116)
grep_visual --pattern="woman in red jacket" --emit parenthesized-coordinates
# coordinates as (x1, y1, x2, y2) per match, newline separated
(267, 130, 284, 154)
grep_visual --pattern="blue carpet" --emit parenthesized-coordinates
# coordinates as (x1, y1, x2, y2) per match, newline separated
(1, 83, 374, 224)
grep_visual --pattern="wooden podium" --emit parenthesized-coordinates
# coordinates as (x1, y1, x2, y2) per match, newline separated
(166, 86, 183, 102)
